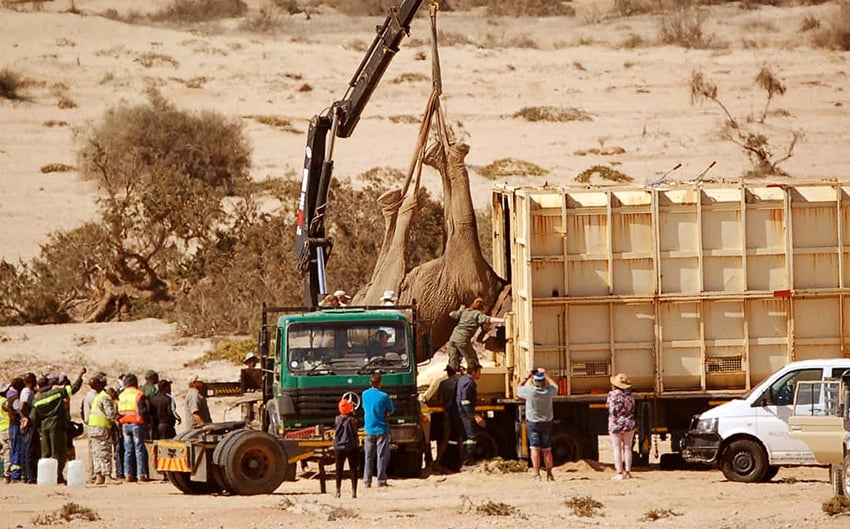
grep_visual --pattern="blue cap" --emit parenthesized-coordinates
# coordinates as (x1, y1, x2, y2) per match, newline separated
(533, 371, 545, 382)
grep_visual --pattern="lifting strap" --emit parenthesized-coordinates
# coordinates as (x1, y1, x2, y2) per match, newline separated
(385, 0, 448, 214)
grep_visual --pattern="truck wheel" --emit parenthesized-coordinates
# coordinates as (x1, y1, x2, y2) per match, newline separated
(164, 429, 226, 494)
(550, 433, 580, 465)
(720, 439, 767, 483)
(217, 430, 288, 495)
(473, 431, 498, 461)
(395, 449, 423, 478)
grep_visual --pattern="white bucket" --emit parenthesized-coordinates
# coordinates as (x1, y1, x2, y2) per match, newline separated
(37, 458, 58, 486)
(66, 460, 86, 488)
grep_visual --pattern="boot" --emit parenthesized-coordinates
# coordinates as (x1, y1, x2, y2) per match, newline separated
(335, 488, 341, 498)
(95, 473, 105, 485)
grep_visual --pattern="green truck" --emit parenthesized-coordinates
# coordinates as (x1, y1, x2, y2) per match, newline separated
(155, 304, 426, 495)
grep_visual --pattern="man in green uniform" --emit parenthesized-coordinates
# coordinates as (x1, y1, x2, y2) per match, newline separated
(447, 298, 504, 372)
(31, 367, 86, 484)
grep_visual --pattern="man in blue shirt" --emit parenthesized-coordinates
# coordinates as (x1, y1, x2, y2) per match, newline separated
(361, 372, 395, 487)
(516, 368, 558, 481)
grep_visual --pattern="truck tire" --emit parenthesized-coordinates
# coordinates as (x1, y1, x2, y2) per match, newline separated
(761, 465, 780, 482)
(473, 431, 499, 461)
(840, 456, 850, 497)
(550, 432, 580, 465)
(216, 430, 288, 495)
(720, 439, 767, 483)
(164, 428, 227, 495)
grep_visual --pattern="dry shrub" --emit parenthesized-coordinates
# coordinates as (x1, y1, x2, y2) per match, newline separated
(390, 72, 429, 84)
(33, 503, 99, 525)
(57, 95, 77, 109)
(641, 508, 682, 521)
(659, 5, 715, 49)
(43, 120, 69, 127)
(613, 0, 659, 17)
(483, 457, 527, 473)
(459, 495, 520, 516)
(316, 0, 391, 16)
(148, 0, 248, 23)
(514, 106, 592, 122)
(812, 2, 850, 50)
(619, 33, 646, 48)
(359, 166, 406, 184)
(479, 158, 548, 179)
(565, 495, 604, 518)
(389, 114, 420, 124)
(483, 33, 539, 49)
(135, 52, 179, 68)
(327, 506, 358, 521)
(40, 163, 75, 174)
(800, 15, 821, 32)
(187, 338, 253, 366)
(823, 495, 850, 516)
(184, 76, 208, 88)
(239, 2, 287, 33)
(55, 38, 76, 48)
(0, 67, 26, 100)
(575, 165, 633, 184)
(487, 0, 575, 16)
(250, 114, 300, 133)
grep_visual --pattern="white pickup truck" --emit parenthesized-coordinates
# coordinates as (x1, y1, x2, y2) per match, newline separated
(788, 372, 850, 495)
(681, 359, 850, 482)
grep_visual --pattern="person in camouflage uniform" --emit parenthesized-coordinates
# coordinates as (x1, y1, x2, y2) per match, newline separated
(86, 374, 117, 484)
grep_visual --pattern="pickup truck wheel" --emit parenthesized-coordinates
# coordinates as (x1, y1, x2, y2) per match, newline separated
(761, 465, 780, 482)
(841, 456, 850, 496)
(218, 430, 288, 495)
(720, 439, 767, 483)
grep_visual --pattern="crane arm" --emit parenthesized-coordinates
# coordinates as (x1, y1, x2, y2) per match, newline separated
(295, 0, 427, 306)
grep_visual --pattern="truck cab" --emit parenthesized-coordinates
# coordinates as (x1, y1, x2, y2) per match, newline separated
(682, 359, 850, 482)
(788, 372, 850, 495)
(264, 306, 424, 476)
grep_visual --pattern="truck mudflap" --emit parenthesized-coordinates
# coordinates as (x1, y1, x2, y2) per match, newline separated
(681, 431, 722, 464)
(155, 440, 192, 473)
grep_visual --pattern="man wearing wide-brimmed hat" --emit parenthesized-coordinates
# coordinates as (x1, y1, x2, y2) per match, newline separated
(607, 372, 636, 481)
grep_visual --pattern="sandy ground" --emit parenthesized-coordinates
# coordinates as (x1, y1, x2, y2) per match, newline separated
(3, 1, 850, 527)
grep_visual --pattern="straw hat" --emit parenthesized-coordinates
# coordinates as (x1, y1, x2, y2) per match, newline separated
(610, 373, 632, 390)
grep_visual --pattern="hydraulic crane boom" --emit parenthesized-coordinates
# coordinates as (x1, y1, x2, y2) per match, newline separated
(295, 0, 426, 306)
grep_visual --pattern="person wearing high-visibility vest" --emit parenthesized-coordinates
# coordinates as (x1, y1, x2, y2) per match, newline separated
(0, 382, 11, 482)
(118, 373, 150, 482)
(87, 374, 117, 485)
(31, 368, 86, 484)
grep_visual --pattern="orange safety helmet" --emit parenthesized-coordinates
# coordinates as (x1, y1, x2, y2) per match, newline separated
(338, 398, 354, 415)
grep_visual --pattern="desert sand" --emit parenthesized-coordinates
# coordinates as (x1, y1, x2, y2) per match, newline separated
(2, 0, 850, 527)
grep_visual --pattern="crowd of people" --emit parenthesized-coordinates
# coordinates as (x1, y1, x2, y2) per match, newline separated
(0, 367, 211, 486)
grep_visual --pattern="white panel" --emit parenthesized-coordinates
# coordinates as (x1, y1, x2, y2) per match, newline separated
(703, 256, 744, 292)
(613, 259, 655, 296)
(661, 258, 700, 294)
(568, 304, 609, 345)
(794, 297, 840, 339)
(531, 261, 565, 299)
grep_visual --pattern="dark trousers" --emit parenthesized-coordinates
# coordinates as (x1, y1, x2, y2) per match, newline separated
(113, 431, 126, 478)
(40, 426, 68, 482)
(20, 426, 38, 483)
(156, 424, 176, 440)
(460, 415, 478, 465)
(334, 449, 359, 496)
(9, 423, 21, 480)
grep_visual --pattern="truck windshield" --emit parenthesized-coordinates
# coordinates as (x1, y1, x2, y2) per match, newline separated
(286, 321, 410, 375)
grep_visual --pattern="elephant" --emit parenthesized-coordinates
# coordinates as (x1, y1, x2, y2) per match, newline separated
(353, 139, 507, 361)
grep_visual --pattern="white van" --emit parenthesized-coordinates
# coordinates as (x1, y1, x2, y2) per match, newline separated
(681, 359, 850, 482)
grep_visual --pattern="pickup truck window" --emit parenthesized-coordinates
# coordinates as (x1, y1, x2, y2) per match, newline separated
(765, 368, 822, 406)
